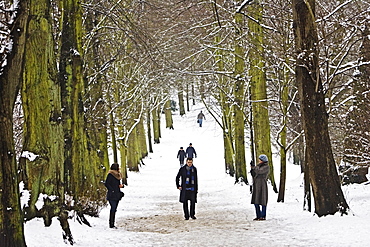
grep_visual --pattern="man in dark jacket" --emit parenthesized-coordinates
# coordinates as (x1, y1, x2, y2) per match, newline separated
(177, 147, 186, 167)
(176, 158, 198, 220)
(251, 154, 270, 221)
(185, 143, 197, 158)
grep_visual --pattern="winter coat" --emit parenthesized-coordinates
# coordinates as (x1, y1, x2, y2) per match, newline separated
(177, 150, 186, 161)
(176, 165, 198, 203)
(251, 162, 270, 206)
(185, 146, 197, 158)
(105, 172, 123, 201)
(197, 112, 205, 120)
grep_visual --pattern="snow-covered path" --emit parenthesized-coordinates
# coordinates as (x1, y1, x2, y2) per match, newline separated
(25, 103, 370, 247)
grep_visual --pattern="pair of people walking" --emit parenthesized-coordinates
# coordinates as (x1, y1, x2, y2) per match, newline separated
(177, 143, 197, 166)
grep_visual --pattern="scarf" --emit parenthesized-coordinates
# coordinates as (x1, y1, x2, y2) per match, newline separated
(108, 170, 122, 180)
(185, 166, 195, 191)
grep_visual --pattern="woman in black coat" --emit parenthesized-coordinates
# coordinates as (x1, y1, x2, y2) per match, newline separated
(105, 163, 124, 228)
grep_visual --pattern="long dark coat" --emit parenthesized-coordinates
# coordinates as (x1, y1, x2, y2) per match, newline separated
(177, 149, 186, 162)
(251, 162, 270, 206)
(105, 173, 122, 201)
(175, 165, 198, 203)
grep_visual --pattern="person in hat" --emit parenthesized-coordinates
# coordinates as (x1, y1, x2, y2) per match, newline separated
(176, 158, 198, 220)
(185, 143, 197, 159)
(104, 163, 124, 228)
(251, 154, 270, 221)
(177, 147, 186, 167)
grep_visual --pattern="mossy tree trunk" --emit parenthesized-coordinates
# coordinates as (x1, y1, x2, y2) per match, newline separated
(137, 117, 148, 159)
(248, 2, 277, 192)
(164, 99, 174, 129)
(292, 0, 349, 216)
(147, 108, 153, 153)
(0, 1, 28, 245)
(152, 106, 160, 144)
(215, 35, 235, 175)
(59, 0, 98, 226)
(20, 0, 65, 226)
(84, 6, 110, 191)
(178, 90, 185, 116)
(233, 12, 247, 184)
(127, 122, 139, 171)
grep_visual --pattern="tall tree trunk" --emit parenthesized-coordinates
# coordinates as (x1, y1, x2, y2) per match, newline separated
(303, 149, 311, 212)
(109, 104, 119, 163)
(292, 0, 349, 216)
(178, 91, 185, 116)
(214, 35, 235, 176)
(127, 124, 139, 171)
(21, 0, 65, 225)
(152, 107, 160, 143)
(84, 6, 110, 190)
(164, 99, 174, 129)
(59, 0, 96, 226)
(248, 2, 277, 192)
(0, 1, 28, 246)
(233, 12, 247, 184)
(343, 19, 370, 166)
(277, 67, 290, 202)
(147, 108, 153, 153)
(186, 84, 190, 112)
(137, 117, 148, 159)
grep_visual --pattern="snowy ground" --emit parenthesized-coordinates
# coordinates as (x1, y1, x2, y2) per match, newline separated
(25, 103, 370, 247)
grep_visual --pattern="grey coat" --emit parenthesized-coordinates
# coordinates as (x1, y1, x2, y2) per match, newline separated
(251, 162, 270, 206)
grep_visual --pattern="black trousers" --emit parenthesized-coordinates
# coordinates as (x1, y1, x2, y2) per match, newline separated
(183, 191, 196, 219)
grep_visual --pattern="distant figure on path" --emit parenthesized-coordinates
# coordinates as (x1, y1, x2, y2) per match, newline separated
(185, 143, 197, 158)
(197, 111, 206, 127)
(176, 158, 198, 220)
(105, 163, 124, 228)
(251, 154, 270, 221)
(177, 147, 186, 167)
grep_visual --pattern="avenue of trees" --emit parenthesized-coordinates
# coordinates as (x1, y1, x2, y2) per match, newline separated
(0, 0, 369, 245)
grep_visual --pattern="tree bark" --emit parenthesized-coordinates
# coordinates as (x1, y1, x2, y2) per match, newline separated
(21, 0, 65, 224)
(164, 99, 174, 129)
(152, 107, 160, 143)
(248, 2, 277, 192)
(0, 1, 28, 246)
(233, 12, 247, 184)
(292, 0, 349, 216)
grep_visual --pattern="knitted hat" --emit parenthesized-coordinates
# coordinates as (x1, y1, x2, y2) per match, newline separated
(258, 154, 268, 162)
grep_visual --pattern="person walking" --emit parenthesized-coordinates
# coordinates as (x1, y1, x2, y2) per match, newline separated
(197, 110, 206, 127)
(177, 147, 186, 167)
(105, 163, 124, 228)
(176, 158, 198, 220)
(251, 154, 270, 221)
(185, 143, 197, 158)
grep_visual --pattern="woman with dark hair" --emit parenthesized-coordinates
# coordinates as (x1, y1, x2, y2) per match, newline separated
(105, 163, 124, 228)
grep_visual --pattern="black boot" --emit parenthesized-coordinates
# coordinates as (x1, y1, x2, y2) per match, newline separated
(109, 211, 117, 228)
